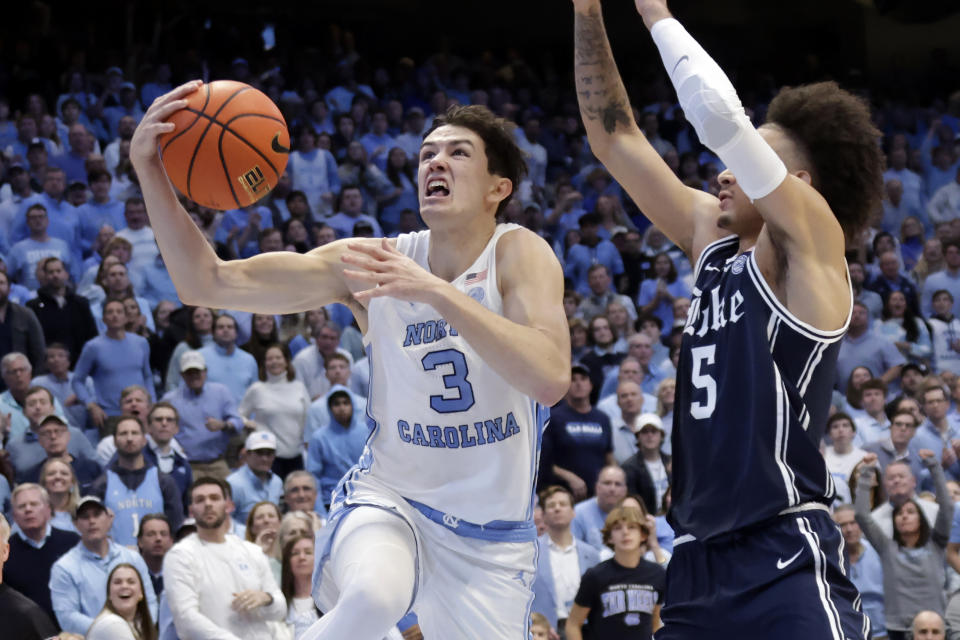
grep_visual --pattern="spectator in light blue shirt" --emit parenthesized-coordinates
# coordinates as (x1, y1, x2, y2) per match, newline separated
(833, 505, 885, 638)
(307, 389, 369, 505)
(72, 299, 154, 427)
(161, 350, 243, 477)
(913, 385, 960, 480)
(227, 431, 283, 524)
(571, 466, 627, 551)
(7, 203, 74, 290)
(922, 241, 960, 318)
(326, 185, 383, 239)
(140, 253, 180, 309)
(563, 213, 624, 296)
(49, 495, 157, 635)
(837, 302, 906, 394)
(5, 385, 86, 476)
(199, 314, 259, 402)
(359, 110, 396, 171)
(77, 170, 125, 257)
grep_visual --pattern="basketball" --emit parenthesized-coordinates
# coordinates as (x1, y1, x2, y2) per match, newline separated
(158, 80, 290, 211)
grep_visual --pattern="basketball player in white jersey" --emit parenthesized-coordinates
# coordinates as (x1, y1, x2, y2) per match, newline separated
(130, 84, 570, 639)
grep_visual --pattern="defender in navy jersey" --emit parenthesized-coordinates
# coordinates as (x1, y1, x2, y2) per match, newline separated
(574, 0, 884, 638)
(132, 89, 570, 639)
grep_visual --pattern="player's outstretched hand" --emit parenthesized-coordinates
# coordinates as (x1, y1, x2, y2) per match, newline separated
(343, 238, 448, 305)
(861, 452, 878, 468)
(130, 80, 202, 167)
(918, 448, 937, 460)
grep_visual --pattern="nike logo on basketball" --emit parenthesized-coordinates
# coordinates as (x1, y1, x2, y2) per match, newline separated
(672, 55, 689, 75)
(776, 548, 803, 570)
(271, 133, 290, 154)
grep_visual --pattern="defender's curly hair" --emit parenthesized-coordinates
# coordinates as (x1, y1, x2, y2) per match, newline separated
(426, 104, 528, 218)
(765, 82, 883, 244)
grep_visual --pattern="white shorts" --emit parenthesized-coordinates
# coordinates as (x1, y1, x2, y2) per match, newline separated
(312, 472, 538, 639)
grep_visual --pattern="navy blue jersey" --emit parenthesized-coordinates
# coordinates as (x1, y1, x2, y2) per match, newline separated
(669, 236, 848, 541)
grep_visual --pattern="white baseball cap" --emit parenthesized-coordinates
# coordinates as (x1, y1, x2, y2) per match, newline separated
(179, 350, 206, 372)
(637, 413, 664, 433)
(245, 431, 277, 452)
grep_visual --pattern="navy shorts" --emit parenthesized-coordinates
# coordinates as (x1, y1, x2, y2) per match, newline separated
(656, 507, 871, 640)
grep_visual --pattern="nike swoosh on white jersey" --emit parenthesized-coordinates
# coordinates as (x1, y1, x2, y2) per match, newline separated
(776, 548, 803, 570)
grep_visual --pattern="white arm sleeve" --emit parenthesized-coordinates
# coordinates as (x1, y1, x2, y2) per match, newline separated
(650, 18, 787, 201)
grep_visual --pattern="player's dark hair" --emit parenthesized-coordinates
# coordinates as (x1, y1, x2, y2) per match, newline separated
(425, 104, 527, 218)
(892, 498, 931, 548)
(765, 82, 883, 245)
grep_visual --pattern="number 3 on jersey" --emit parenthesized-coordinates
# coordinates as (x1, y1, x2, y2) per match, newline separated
(422, 349, 475, 413)
(690, 344, 716, 419)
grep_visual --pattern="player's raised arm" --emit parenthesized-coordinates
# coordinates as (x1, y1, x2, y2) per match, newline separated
(130, 81, 363, 315)
(638, 0, 873, 264)
(572, 0, 720, 260)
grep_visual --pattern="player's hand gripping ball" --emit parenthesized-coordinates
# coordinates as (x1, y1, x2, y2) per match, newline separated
(158, 80, 290, 210)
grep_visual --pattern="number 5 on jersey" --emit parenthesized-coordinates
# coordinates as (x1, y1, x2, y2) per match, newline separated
(690, 344, 716, 419)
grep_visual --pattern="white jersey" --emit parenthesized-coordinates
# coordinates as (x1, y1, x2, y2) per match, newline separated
(351, 223, 546, 525)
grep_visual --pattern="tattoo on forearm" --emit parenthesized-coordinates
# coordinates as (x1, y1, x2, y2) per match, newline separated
(574, 6, 633, 135)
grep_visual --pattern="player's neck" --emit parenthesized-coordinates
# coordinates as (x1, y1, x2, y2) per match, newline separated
(426, 218, 496, 282)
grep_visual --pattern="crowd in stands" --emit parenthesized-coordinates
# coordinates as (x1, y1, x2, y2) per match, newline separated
(0, 13, 959, 640)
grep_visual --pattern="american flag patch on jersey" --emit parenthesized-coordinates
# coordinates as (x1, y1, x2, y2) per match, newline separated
(464, 269, 488, 285)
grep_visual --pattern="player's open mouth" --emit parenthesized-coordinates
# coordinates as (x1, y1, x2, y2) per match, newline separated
(425, 178, 450, 199)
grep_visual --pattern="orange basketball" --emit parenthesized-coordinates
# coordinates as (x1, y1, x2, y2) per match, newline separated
(158, 80, 290, 210)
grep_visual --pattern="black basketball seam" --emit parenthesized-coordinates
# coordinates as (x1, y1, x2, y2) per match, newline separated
(217, 126, 244, 209)
(160, 84, 211, 155)
(218, 114, 286, 179)
(184, 108, 285, 128)
(185, 85, 251, 202)
(215, 115, 287, 208)
(185, 110, 286, 177)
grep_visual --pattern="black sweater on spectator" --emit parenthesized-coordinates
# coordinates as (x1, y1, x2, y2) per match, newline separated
(4, 526, 80, 624)
(26, 286, 99, 366)
(0, 583, 60, 639)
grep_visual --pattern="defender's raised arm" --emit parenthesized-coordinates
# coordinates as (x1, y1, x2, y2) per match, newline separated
(572, 0, 721, 260)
